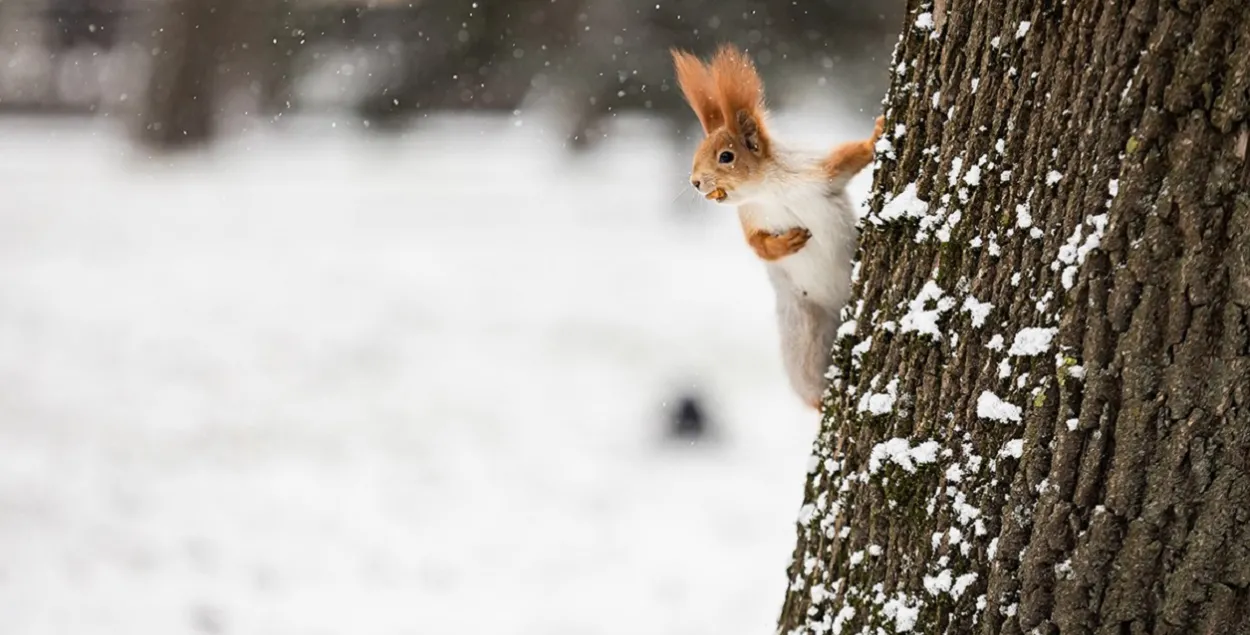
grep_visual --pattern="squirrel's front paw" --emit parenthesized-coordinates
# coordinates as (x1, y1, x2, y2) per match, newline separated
(871, 116, 885, 144)
(777, 227, 813, 253)
(749, 227, 811, 261)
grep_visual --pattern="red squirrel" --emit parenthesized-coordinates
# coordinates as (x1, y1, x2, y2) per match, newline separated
(672, 45, 883, 410)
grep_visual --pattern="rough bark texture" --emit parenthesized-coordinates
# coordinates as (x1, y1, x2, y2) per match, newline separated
(777, 1, 1250, 634)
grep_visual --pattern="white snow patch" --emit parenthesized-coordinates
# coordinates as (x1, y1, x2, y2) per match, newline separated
(948, 156, 965, 186)
(1009, 327, 1057, 356)
(900, 281, 955, 340)
(858, 378, 899, 416)
(1015, 202, 1033, 229)
(954, 496, 981, 526)
(951, 573, 979, 599)
(987, 334, 1005, 351)
(875, 183, 929, 224)
(961, 297, 992, 327)
(851, 336, 873, 364)
(963, 164, 982, 186)
(807, 454, 822, 474)
(797, 503, 817, 526)
(837, 319, 858, 339)
(924, 569, 953, 596)
(833, 605, 856, 634)
(883, 594, 921, 633)
(910, 440, 940, 465)
(1046, 170, 1064, 185)
(949, 527, 964, 545)
(999, 438, 1025, 459)
(810, 583, 829, 605)
(1055, 213, 1109, 289)
(869, 438, 941, 474)
(876, 137, 897, 159)
(977, 391, 1022, 423)
(1016, 21, 1032, 38)
(915, 12, 935, 30)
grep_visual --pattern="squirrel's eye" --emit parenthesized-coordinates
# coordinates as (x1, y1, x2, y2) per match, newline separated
(718, 151, 735, 164)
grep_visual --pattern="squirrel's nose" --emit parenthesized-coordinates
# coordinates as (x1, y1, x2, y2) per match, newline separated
(691, 179, 702, 189)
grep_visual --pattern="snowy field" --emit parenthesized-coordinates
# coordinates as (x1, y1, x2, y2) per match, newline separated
(0, 109, 873, 635)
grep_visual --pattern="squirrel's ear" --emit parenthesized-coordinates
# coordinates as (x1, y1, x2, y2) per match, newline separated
(737, 110, 764, 155)
(671, 49, 724, 134)
(711, 45, 769, 155)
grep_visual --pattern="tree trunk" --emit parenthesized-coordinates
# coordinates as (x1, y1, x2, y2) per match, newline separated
(136, 0, 239, 150)
(777, 1, 1250, 634)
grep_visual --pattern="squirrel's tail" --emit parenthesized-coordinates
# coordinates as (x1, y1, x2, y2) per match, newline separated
(774, 290, 842, 410)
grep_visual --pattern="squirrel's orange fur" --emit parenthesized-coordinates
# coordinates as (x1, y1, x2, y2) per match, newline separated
(824, 117, 884, 182)
(671, 49, 724, 134)
(743, 224, 812, 261)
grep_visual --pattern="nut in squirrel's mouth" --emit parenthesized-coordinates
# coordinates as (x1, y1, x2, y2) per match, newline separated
(705, 188, 728, 202)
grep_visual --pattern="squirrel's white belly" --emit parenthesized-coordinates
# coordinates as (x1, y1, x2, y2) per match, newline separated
(770, 237, 846, 309)
(742, 192, 858, 313)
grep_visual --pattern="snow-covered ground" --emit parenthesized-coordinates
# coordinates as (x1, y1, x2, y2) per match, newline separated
(0, 110, 873, 635)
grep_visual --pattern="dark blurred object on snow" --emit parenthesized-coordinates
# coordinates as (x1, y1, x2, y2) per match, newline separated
(668, 393, 710, 440)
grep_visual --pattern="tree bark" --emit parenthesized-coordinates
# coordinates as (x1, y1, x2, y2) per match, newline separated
(777, 1, 1250, 634)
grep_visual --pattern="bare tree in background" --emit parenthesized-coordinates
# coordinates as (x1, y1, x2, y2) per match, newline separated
(136, 0, 228, 149)
(125, 0, 904, 151)
(778, 1, 1250, 633)
(137, 0, 293, 149)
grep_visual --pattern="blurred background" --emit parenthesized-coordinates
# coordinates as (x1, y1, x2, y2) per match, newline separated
(0, 0, 901, 633)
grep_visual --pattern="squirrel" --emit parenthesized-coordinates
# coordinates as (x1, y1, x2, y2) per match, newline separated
(671, 44, 883, 411)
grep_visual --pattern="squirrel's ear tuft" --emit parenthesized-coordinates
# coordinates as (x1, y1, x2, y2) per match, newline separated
(736, 110, 764, 155)
(671, 48, 724, 134)
(711, 45, 769, 155)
